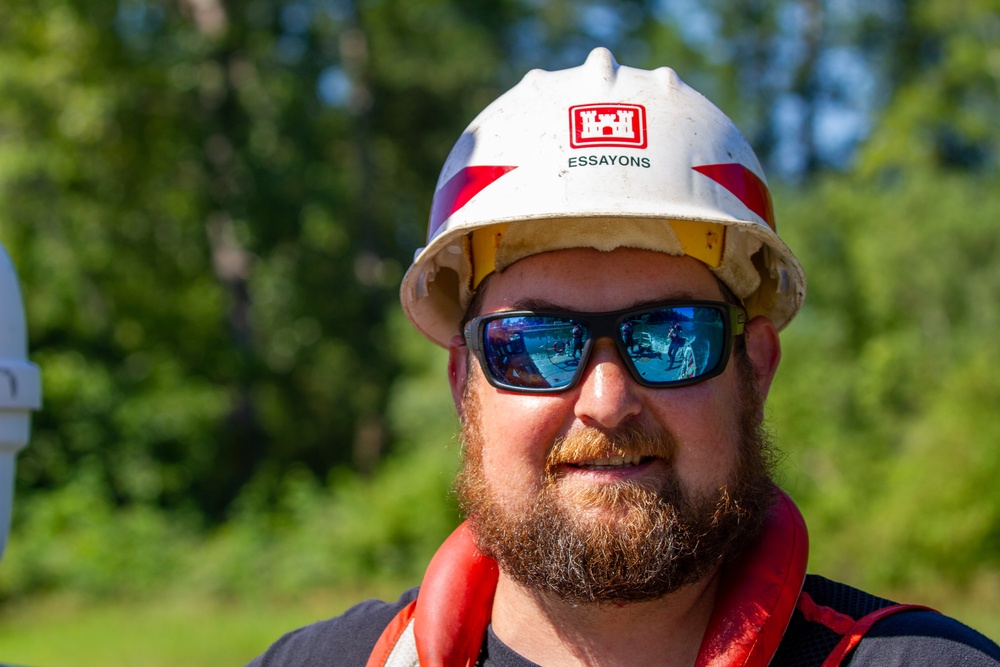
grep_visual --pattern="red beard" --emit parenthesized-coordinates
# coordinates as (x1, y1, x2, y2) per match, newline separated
(454, 361, 776, 605)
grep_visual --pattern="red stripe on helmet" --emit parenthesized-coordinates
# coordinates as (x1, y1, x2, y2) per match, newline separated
(693, 163, 775, 230)
(428, 165, 518, 241)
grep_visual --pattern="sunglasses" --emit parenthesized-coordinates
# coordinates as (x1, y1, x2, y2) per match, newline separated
(463, 301, 746, 393)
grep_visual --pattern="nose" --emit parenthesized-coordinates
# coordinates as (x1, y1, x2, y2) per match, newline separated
(573, 338, 642, 428)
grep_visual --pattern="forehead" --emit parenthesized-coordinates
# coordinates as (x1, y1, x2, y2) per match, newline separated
(479, 247, 724, 313)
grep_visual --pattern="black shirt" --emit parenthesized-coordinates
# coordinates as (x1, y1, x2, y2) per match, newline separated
(247, 578, 1000, 666)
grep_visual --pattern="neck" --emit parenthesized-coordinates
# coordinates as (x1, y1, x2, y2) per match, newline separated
(490, 567, 722, 667)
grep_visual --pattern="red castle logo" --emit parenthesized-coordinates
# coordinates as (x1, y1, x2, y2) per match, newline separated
(569, 104, 647, 149)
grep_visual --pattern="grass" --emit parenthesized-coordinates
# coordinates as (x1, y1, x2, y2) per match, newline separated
(0, 581, 415, 667)
(0, 578, 996, 666)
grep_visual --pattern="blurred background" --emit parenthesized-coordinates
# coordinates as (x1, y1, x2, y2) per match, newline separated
(0, 0, 998, 664)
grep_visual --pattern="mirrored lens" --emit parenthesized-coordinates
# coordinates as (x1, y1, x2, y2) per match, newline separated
(475, 304, 732, 390)
(481, 315, 586, 389)
(621, 306, 726, 384)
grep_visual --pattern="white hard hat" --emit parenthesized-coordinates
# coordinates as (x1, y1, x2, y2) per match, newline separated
(0, 242, 42, 560)
(400, 47, 806, 347)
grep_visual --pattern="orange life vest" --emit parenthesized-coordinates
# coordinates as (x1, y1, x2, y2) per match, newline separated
(367, 492, 928, 667)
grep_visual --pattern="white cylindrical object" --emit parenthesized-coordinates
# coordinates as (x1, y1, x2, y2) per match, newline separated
(0, 453, 15, 559)
(0, 243, 42, 560)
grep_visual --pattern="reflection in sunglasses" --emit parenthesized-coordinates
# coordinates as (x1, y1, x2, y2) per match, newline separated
(466, 301, 742, 393)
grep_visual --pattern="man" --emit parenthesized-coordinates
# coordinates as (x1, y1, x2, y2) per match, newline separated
(571, 322, 585, 359)
(666, 322, 685, 366)
(249, 49, 1000, 666)
(620, 319, 634, 353)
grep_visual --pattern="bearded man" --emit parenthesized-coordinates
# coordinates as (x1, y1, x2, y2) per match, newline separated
(249, 49, 1000, 667)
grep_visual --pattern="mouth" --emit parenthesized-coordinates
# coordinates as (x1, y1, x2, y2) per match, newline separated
(567, 454, 655, 471)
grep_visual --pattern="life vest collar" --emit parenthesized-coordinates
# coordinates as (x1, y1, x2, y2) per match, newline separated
(370, 490, 809, 667)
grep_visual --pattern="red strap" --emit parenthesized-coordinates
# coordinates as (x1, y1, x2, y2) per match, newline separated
(796, 591, 855, 635)
(821, 603, 936, 667)
(695, 490, 809, 667)
(413, 523, 499, 667)
(366, 599, 417, 667)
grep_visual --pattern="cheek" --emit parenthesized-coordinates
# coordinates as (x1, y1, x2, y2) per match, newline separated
(469, 381, 570, 497)
(653, 378, 744, 494)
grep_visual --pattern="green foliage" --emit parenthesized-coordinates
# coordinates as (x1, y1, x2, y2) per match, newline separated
(770, 169, 1000, 590)
(0, 468, 199, 597)
(858, 0, 1000, 173)
(1, 434, 460, 600)
(0, 0, 521, 519)
(0, 0, 997, 635)
(0, 305, 461, 600)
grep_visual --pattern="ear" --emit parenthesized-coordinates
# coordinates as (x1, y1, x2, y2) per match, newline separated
(447, 334, 469, 417)
(743, 316, 781, 399)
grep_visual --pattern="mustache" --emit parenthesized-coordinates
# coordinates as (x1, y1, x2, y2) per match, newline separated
(545, 421, 677, 471)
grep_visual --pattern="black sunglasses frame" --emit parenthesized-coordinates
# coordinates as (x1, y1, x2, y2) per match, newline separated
(463, 300, 747, 394)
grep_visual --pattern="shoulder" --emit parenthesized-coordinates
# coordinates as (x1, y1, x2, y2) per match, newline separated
(245, 587, 420, 667)
(773, 575, 1000, 667)
(847, 608, 1000, 666)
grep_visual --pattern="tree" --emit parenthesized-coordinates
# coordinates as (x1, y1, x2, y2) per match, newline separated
(0, 0, 529, 518)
